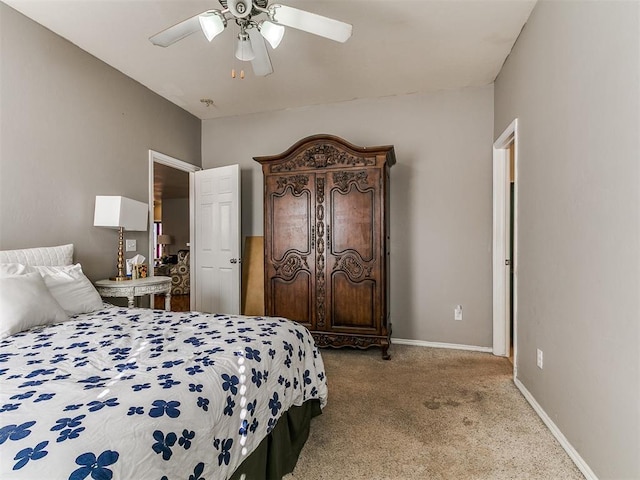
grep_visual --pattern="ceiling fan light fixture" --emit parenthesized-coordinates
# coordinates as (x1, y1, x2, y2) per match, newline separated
(235, 32, 255, 61)
(152, 1, 353, 76)
(199, 11, 226, 42)
(258, 20, 285, 49)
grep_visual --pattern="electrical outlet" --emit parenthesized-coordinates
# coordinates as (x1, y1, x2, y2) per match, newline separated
(536, 348, 544, 369)
(454, 305, 463, 321)
(125, 239, 137, 252)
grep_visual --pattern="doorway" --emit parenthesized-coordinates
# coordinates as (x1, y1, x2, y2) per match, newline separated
(148, 150, 200, 311)
(492, 120, 518, 375)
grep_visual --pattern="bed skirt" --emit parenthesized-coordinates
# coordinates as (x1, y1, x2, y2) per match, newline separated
(230, 399, 322, 480)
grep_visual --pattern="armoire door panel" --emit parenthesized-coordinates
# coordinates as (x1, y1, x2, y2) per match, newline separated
(330, 187, 375, 260)
(268, 180, 312, 261)
(330, 272, 377, 330)
(271, 272, 313, 327)
(328, 170, 380, 261)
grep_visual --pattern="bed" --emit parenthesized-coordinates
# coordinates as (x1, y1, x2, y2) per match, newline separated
(0, 245, 328, 480)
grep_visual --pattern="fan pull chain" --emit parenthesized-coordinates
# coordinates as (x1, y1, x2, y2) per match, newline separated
(230, 22, 245, 79)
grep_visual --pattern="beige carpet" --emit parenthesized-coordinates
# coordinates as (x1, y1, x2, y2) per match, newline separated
(285, 345, 584, 480)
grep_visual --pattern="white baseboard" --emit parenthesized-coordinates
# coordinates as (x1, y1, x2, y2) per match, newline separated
(514, 378, 598, 480)
(392, 337, 493, 353)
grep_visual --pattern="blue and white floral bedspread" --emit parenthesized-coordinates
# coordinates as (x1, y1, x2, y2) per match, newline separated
(0, 306, 328, 480)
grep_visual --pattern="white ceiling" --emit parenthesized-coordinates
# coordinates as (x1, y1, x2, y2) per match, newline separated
(4, 0, 536, 120)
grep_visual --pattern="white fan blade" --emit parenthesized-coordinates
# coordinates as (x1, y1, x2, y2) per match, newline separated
(269, 4, 352, 43)
(150, 13, 203, 47)
(248, 29, 273, 76)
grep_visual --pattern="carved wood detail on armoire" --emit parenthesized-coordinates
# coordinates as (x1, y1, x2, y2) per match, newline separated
(254, 134, 395, 359)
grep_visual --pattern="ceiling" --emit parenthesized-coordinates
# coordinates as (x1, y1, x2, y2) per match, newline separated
(154, 163, 190, 203)
(4, 0, 536, 120)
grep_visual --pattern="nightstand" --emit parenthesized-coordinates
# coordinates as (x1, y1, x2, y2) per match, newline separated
(94, 276, 172, 311)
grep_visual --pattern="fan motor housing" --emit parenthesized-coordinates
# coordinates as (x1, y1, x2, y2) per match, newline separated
(227, 0, 253, 18)
(219, 0, 269, 17)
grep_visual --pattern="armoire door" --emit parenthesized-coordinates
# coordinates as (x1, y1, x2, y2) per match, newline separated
(264, 173, 316, 328)
(325, 168, 382, 334)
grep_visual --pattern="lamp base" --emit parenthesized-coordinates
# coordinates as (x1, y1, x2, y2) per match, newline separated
(110, 276, 131, 282)
(114, 226, 128, 281)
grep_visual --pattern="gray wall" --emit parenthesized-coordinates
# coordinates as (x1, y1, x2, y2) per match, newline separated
(202, 87, 495, 348)
(494, 1, 639, 478)
(0, 4, 202, 281)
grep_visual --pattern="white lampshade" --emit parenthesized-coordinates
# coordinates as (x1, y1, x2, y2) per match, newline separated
(199, 11, 226, 42)
(259, 20, 285, 49)
(235, 32, 255, 61)
(94, 196, 148, 231)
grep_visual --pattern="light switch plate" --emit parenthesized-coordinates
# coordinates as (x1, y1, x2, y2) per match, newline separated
(125, 239, 136, 252)
(537, 348, 544, 369)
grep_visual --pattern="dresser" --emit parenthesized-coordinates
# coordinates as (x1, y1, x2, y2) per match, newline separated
(254, 135, 395, 359)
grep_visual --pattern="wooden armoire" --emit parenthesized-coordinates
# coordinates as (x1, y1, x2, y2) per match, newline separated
(254, 135, 395, 359)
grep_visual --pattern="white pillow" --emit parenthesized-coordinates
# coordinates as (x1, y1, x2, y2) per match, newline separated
(32, 264, 103, 315)
(0, 244, 73, 266)
(0, 273, 69, 338)
(0, 263, 27, 276)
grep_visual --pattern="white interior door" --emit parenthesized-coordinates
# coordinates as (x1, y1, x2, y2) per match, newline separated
(193, 165, 241, 314)
(493, 119, 518, 362)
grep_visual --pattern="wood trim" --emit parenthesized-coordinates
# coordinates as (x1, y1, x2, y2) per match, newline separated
(254, 134, 396, 166)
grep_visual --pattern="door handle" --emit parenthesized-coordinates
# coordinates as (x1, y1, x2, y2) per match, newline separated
(230, 258, 238, 264)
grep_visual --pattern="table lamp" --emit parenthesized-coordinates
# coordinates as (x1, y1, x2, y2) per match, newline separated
(94, 196, 148, 281)
(157, 234, 173, 258)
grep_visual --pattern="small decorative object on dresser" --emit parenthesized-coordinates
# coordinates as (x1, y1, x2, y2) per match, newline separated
(94, 275, 172, 310)
(254, 134, 395, 359)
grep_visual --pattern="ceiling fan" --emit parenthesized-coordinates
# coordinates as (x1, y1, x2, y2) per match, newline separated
(149, 0, 353, 77)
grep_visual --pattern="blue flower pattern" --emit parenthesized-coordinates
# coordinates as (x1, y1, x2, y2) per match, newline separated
(69, 450, 119, 480)
(0, 306, 326, 480)
(149, 400, 181, 418)
(178, 429, 195, 449)
(152, 430, 177, 460)
(0, 421, 35, 444)
(12, 440, 48, 470)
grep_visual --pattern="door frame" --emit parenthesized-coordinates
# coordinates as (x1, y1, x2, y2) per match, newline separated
(147, 150, 201, 305)
(492, 119, 518, 371)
